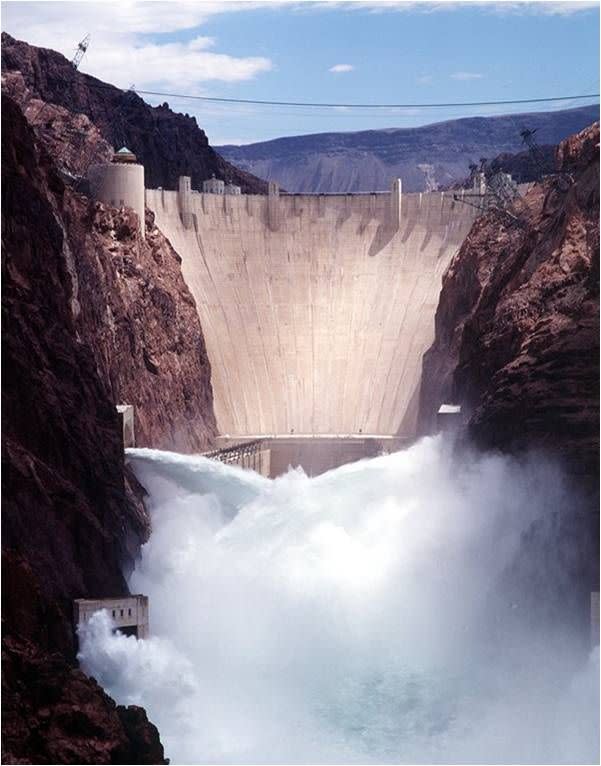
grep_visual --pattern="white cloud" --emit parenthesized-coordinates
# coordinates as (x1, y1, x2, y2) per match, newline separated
(1, 2, 273, 91)
(90, 40, 271, 90)
(312, 0, 597, 15)
(450, 71, 484, 80)
(488, 1, 599, 15)
(329, 63, 355, 73)
(417, 74, 433, 85)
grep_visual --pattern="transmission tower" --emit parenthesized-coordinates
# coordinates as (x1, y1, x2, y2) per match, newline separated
(453, 167, 520, 223)
(520, 125, 572, 190)
(25, 34, 90, 129)
(71, 34, 90, 69)
(520, 126, 548, 177)
(520, 127, 540, 156)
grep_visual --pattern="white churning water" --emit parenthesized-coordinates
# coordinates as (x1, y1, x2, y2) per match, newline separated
(78, 436, 599, 764)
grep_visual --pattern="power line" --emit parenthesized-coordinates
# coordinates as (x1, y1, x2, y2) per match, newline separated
(83, 78, 599, 110)
(128, 89, 599, 110)
(156, 100, 599, 123)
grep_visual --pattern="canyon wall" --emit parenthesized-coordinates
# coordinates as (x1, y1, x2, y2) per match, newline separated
(1, 92, 218, 762)
(147, 187, 477, 437)
(1, 38, 226, 761)
(416, 122, 600, 628)
(418, 122, 599, 481)
(64, 202, 217, 453)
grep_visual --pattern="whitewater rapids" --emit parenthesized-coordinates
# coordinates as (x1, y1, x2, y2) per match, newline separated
(78, 436, 599, 764)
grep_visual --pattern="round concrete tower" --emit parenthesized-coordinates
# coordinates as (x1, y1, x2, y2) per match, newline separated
(88, 147, 145, 238)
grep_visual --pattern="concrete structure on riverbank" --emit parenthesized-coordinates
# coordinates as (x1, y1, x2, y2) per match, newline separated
(74, 595, 149, 640)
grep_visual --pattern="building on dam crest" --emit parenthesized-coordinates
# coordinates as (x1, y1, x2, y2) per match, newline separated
(202, 174, 242, 195)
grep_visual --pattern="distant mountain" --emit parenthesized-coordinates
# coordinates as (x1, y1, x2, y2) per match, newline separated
(216, 105, 599, 193)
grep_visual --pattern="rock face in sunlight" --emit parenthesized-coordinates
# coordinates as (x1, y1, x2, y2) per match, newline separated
(419, 122, 599, 482)
(1, 32, 268, 194)
(2, 66, 114, 179)
(3, 92, 217, 454)
(67, 201, 217, 452)
(3, 94, 143, 657)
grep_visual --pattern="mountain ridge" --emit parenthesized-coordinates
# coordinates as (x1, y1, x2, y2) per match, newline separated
(217, 104, 599, 192)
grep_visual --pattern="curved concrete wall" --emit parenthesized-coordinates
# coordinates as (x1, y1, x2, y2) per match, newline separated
(146, 187, 476, 437)
(88, 163, 145, 237)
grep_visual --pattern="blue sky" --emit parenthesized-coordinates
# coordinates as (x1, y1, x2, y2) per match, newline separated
(2, 1, 599, 145)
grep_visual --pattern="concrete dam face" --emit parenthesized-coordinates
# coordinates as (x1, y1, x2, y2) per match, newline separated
(145, 183, 477, 438)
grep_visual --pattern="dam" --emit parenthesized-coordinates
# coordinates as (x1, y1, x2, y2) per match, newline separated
(144, 181, 477, 442)
(89, 153, 478, 469)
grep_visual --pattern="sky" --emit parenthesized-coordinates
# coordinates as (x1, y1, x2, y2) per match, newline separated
(2, 0, 599, 145)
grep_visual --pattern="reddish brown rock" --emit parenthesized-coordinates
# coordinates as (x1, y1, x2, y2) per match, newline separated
(2, 89, 216, 761)
(2, 634, 167, 764)
(2, 94, 143, 655)
(417, 123, 600, 628)
(418, 122, 599, 482)
(2, 69, 113, 179)
(65, 201, 217, 452)
(1, 32, 267, 194)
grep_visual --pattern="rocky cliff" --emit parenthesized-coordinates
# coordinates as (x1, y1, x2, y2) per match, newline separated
(418, 122, 599, 482)
(64, 203, 217, 452)
(2, 634, 166, 765)
(2, 88, 217, 761)
(2, 67, 114, 180)
(1, 32, 267, 194)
